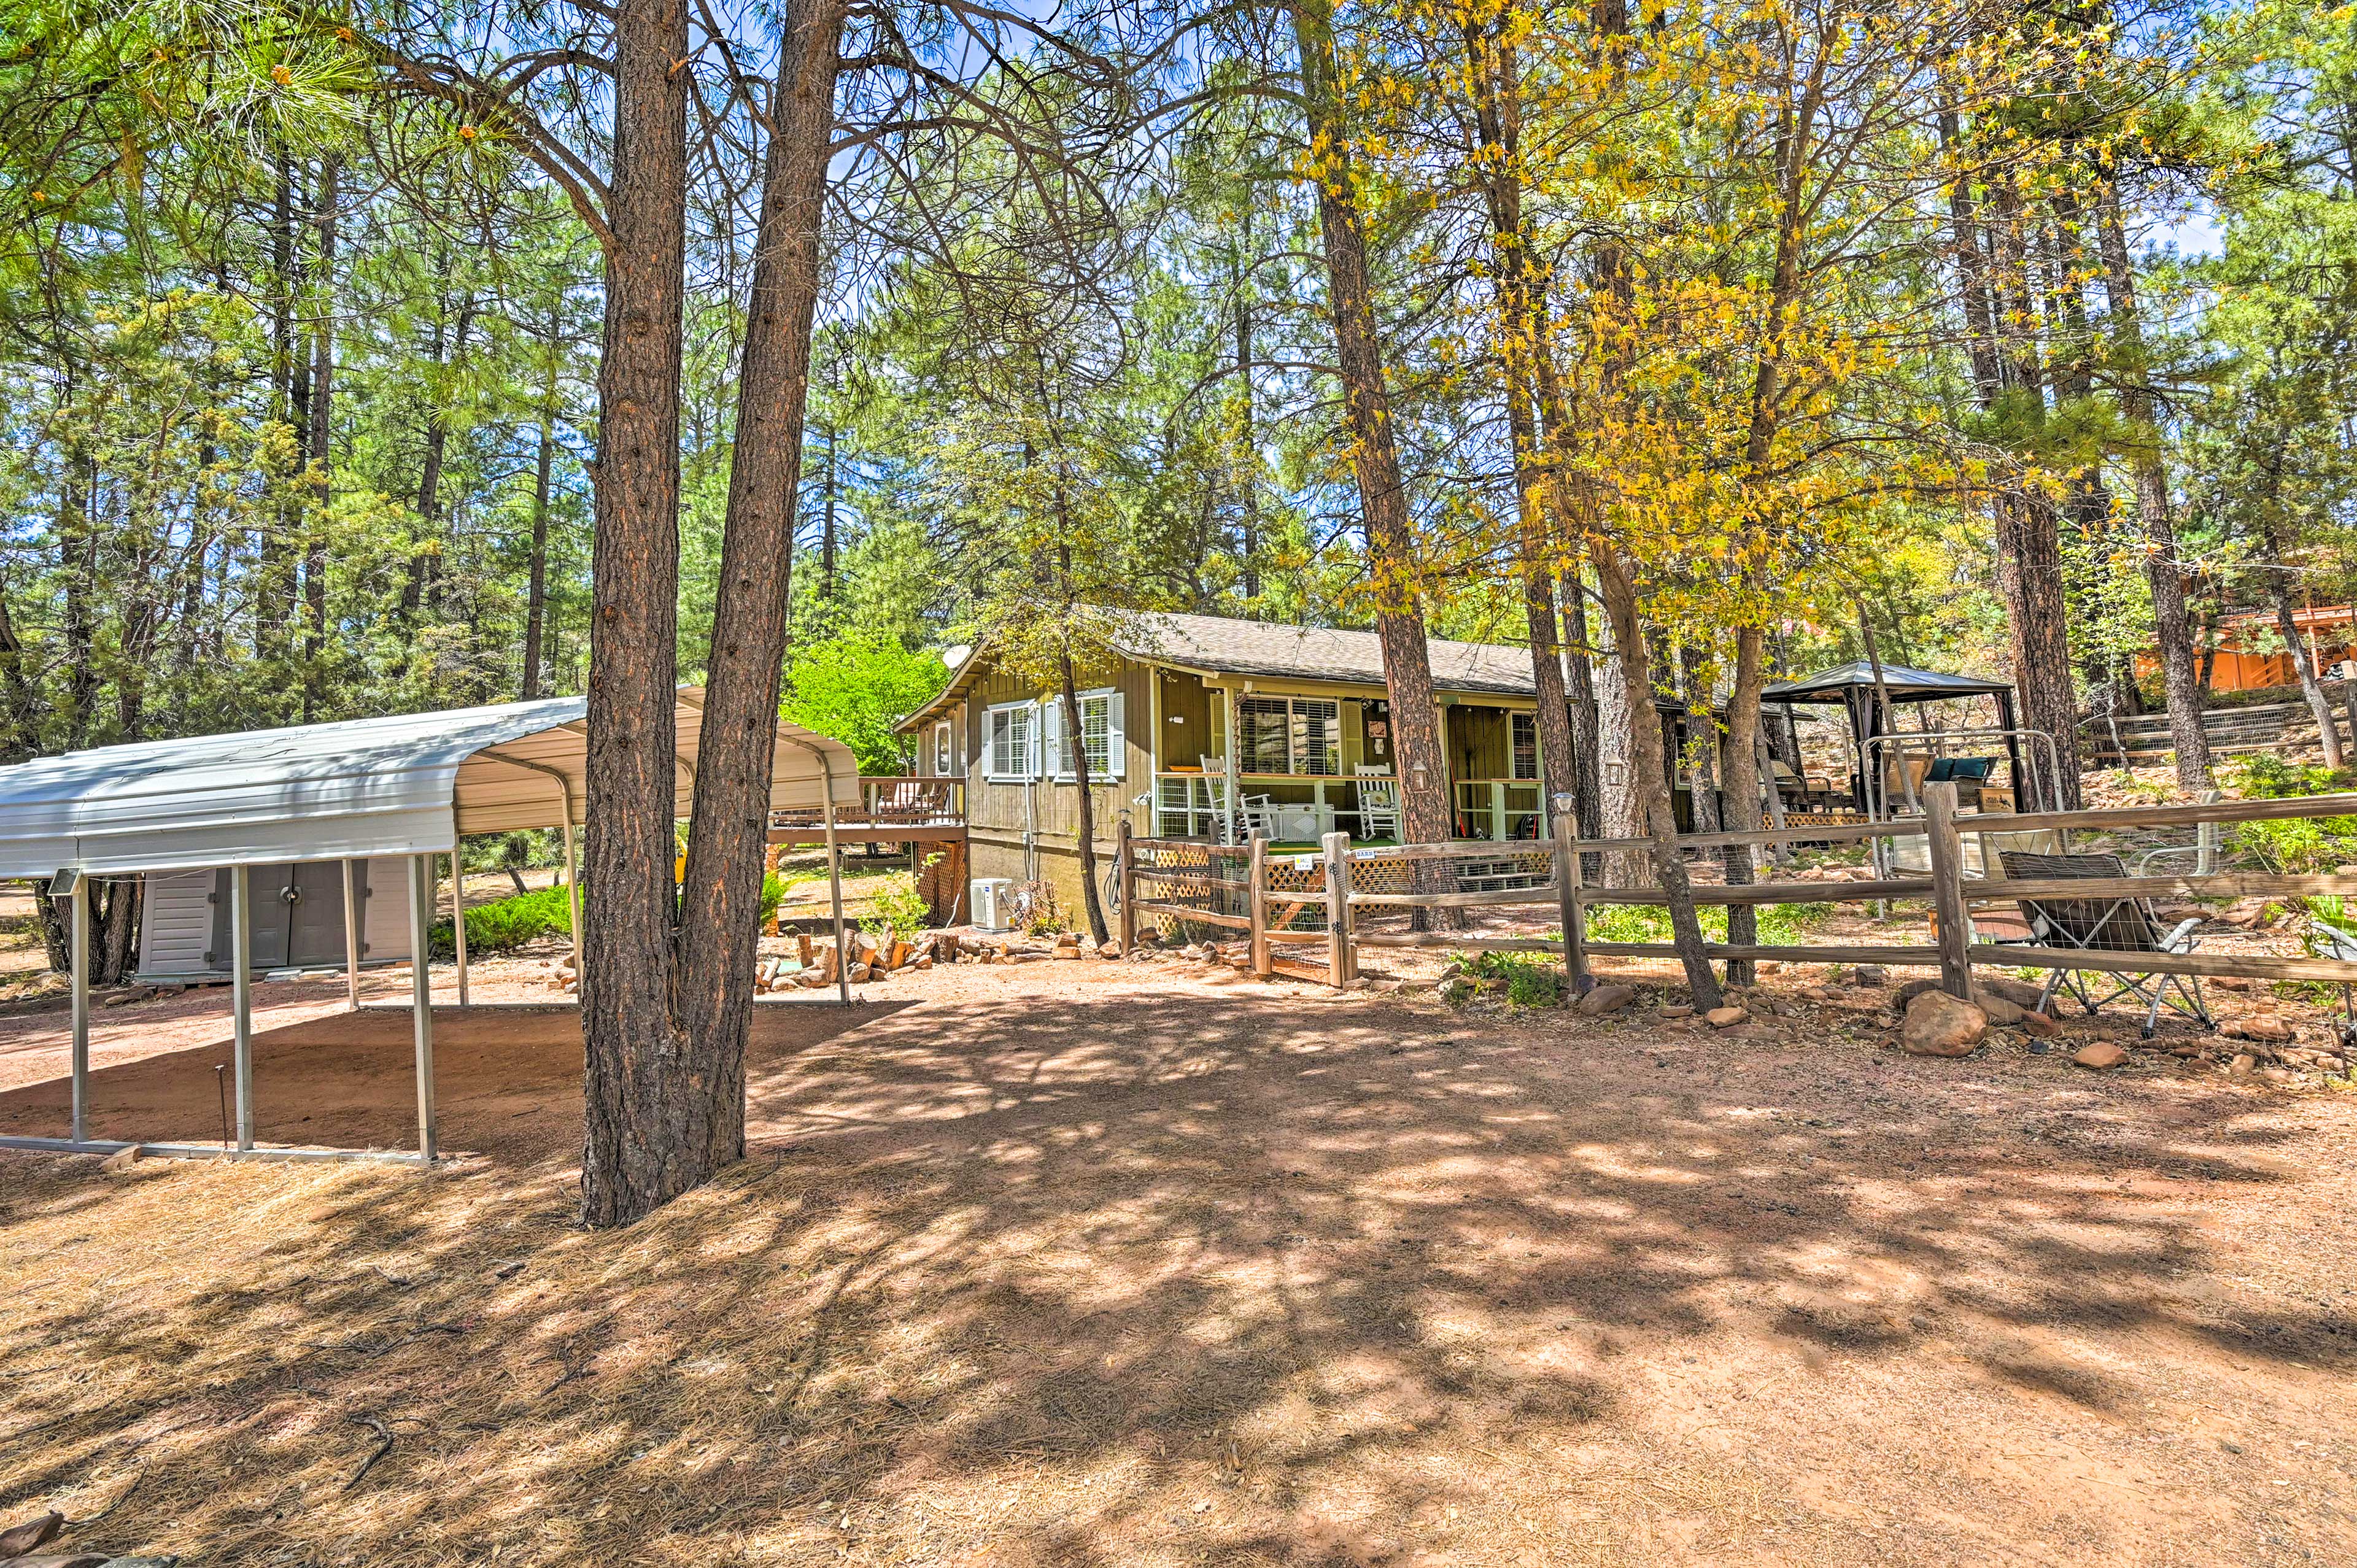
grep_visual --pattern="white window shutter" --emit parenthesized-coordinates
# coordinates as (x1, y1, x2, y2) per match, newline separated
(1032, 699, 1051, 779)
(1103, 690, 1126, 781)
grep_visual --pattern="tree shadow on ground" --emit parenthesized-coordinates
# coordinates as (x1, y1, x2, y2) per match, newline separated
(0, 982, 2350, 1566)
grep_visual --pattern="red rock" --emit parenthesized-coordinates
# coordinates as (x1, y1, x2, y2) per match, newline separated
(1704, 1005, 1749, 1028)
(2016, 1010, 2062, 1038)
(1901, 992, 1986, 1057)
(2072, 1043, 2127, 1070)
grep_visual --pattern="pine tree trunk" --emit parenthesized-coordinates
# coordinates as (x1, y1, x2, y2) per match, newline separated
(522, 298, 562, 700)
(1591, 544, 1722, 1008)
(2261, 508, 2344, 770)
(1719, 625, 1767, 984)
(1291, 0, 1451, 857)
(2094, 182, 2209, 786)
(1060, 652, 1110, 946)
(579, 0, 697, 1229)
(1559, 569, 1603, 839)
(303, 156, 338, 722)
(671, 0, 848, 1180)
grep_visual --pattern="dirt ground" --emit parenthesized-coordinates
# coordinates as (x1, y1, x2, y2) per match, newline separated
(2, 950, 2354, 1566)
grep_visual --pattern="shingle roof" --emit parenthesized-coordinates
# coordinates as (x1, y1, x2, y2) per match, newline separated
(1105, 611, 1541, 697)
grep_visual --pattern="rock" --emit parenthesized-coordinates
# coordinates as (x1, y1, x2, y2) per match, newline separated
(1050, 946, 1082, 961)
(2224, 1015, 2294, 1043)
(1975, 975, 2046, 1009)
(1852, 965, 1887, 987)
(2016, 1009, 2062, 1038)
(1661, 1003, 1695, 1019)
(1098, 942, 1121, 959)
(1800, 986, 1833, 1002)
(1901, 991, 1987, 1057)
(912, 954, 934, 970)
(1704, 1005, 1749, 1029)
(1576, 983, 1636, 1016)
(2072, 1042, 2128, 1070)
(2212, 975, 2249, 991)
(2257, 1067, 2294, 1086)
(2227, 1052, 2258, 1076)
(1974, 992, 2024, 1027)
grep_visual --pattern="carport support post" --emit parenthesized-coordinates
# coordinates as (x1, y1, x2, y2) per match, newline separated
(562, 813, 581, 981)
(824, 794, 851, 1007)
(341, 859, 361, 1011)
(406, 854, 438, 1160)
(68, 876, 89, 1142)
(448, 849, 470, 1007)
(230, 865, 255, 1150)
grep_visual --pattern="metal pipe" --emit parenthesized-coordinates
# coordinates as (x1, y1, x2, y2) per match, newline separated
(341, 859, 362, 1011)
(449, 848, 469, 1006)
(407, 854, 437, 1160)
(230, 865, 254, 1151)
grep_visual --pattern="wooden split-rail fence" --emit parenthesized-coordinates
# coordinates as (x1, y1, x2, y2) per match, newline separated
(1114, 785, 2357, 998)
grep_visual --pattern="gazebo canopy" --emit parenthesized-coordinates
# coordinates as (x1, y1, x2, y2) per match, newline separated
(1761, 661, 2013, 707)
(0, 687, 858, 880)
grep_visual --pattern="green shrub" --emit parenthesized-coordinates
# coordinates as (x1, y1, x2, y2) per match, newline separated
(2224, 758, 2357, 873)
(1459, 950, 1565, 1007)
(429, 871, 790, 957)
(859, 867, 935, 938)
(430, 884, 574, 957)
(1579, 900, 1833, 947)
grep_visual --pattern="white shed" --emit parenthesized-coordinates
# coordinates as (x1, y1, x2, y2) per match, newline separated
(0, 689, 859, 1165)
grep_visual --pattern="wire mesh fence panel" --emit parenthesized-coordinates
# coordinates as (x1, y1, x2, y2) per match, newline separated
(1131, 840, 1253, 944)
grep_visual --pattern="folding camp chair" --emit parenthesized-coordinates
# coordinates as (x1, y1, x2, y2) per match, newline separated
(1997, 850, 2215, 1038)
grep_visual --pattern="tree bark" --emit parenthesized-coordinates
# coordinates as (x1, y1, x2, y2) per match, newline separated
(1591, 544, 1722, 1009)
(1719, 625, 1767, 983)
(1291, 0, 1452, 855)
(303, 155, 338, 722)
(1559, 568, 1603, 839)
(671, 0, 847, 1180)
(1059, 651, 1111, 945)
(579, 0, 697, 1228)
(522, 296, 562, 700)
(2093, 180, 2209, 786)
(2261, 506, 2344, 769)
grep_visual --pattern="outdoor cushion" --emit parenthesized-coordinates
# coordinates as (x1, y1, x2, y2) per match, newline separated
(1925, 757, 1957, 782)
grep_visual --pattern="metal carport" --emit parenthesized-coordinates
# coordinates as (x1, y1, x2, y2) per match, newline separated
(0, 689, 859, 1165)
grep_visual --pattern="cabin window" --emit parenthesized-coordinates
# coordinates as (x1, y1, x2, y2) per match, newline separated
(1045, 689, 1125, 781)
(933, 720, 953, 776)
(1237, 695, 1341, 776)
(1512, 713, 1539, 781)
(985, 701, 1037, 780)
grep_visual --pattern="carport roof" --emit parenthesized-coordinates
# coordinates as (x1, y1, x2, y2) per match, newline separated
(0, 688, 859, 879)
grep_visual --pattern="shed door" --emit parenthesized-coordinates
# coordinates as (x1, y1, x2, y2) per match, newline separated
(213, 866, 293, 970)
(287, 860, 355, 967)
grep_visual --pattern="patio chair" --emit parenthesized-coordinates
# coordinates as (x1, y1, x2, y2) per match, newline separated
(1997, 849, 2215, 1038)
(1356, 773, 1402, 841)
(1926, 755, 1998, 811)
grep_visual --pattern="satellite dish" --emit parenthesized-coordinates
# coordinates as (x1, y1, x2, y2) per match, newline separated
(942, 643, 973, 670)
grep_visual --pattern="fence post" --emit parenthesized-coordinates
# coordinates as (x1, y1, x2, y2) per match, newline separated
(1321, 830, 1353, 987)
(1550, 798, 1590, 996)
(1117, 819, 1136, 956)
(1248, 832, 1272, 978)
(1923, 781, 1973, 1001)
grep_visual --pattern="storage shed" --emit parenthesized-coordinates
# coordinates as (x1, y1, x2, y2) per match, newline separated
(0, 689, 859, 1165)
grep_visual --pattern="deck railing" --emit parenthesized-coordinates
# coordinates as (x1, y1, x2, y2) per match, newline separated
(771, 774, 964, 835)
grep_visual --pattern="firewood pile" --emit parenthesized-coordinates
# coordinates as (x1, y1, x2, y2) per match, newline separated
(753, 927, 1123, 991)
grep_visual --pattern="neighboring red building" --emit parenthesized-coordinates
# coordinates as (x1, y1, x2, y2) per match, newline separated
(2138, 604, 2356, 693)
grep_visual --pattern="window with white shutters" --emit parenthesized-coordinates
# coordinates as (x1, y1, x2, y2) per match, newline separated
(986, 701, 1037, 780)
(1047, 690, 1125, 781)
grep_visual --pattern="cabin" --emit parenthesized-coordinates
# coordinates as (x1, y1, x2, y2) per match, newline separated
(895, 610, 1699, 918)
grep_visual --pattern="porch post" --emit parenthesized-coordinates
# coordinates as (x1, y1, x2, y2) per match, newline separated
(230, 864, 255, 1151)
(1222, 687, 1240, 844)
(68, 877, 89, 1143)
(407, 853, 438, 1161)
